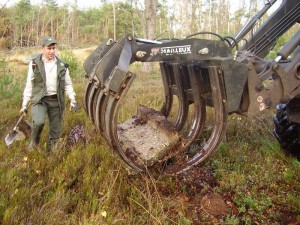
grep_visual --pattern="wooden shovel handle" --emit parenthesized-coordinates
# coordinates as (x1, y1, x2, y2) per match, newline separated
(14, 102, 31, 130)
(13, 112, 26, 131)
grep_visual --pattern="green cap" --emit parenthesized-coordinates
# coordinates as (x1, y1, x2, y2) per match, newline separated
(41, 37, 57, 46)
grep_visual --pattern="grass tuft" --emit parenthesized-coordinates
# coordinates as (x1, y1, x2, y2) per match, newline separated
(0, 48, 299, 224)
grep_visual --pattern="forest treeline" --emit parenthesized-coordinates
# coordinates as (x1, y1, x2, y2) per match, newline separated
(0, 0, 298, 49)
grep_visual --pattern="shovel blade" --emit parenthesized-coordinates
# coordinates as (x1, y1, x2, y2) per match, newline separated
(5, 130, 18, 146)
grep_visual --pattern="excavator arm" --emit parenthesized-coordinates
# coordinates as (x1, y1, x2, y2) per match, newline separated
(83, 0, 300, 173)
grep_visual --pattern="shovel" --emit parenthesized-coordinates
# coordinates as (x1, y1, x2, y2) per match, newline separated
(5, 112, 27, 146)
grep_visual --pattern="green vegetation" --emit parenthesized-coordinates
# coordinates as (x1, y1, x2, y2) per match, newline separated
(0, 49, 299, 224)
(0, 59, 22, 105)
(59, 50, 82, 79)
(2, 0, 299, 50)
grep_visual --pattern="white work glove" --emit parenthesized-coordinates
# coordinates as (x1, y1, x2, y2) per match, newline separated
(20, 98, 30, 115)
(20, 106, 28, 115)
(70, 99, 79, 112)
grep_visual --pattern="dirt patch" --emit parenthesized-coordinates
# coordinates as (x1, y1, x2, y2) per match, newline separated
(156, 166, 234, 222)
(200, 192, 232, 218)
(176, 166, 217, 191)
(178, 167, 234, 220)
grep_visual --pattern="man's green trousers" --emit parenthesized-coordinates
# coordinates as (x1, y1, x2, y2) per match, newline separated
(30, 96, 62, 151)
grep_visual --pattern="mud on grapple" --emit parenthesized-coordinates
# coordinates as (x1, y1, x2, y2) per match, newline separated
(83, 0, 300, 174)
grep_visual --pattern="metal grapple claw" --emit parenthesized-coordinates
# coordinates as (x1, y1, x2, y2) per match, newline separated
(83, 34, 247, 174)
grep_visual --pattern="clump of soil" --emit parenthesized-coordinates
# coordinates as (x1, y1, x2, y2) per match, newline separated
(66, 124, 87, 146)
(200, 192, 232, 219)
(118, 105, 180, 166)
(176, 166, 217, 190)
(158, 166, 234, 222)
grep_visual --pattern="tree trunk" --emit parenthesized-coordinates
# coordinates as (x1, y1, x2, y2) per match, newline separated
(144, 0, 157, 40)
(143, 0, 158, 71)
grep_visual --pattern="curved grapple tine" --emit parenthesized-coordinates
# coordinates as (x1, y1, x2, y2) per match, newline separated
(169, 65, 228, 174)
(84, 81, 93, 114)
(87, 84, 98, 123)
(160, 62, 174, 117)
(94, 89, 105, 133)
(99, 91, 110, 142)
(172, 64, 189, 130)
(182, 65, 206, 146)
(91, 87, 103, 125)
(104, 73, 145, 171)
(93, 65, 143, 170)
(159, 62, 206, 150)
